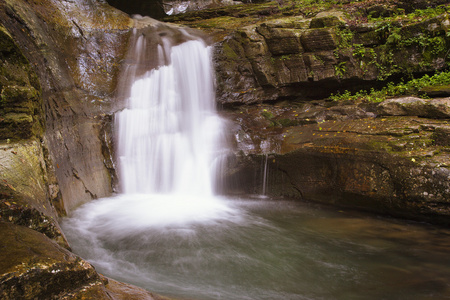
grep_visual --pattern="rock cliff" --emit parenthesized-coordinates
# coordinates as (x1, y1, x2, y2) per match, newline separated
(0, 0, 173, 298)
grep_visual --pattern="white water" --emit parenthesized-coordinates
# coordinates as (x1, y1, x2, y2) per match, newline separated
(116, 39, 225, 197)
(108, 35, 236, 227)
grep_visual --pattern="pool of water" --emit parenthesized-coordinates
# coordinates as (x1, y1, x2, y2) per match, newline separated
(62, 195, 450, 300)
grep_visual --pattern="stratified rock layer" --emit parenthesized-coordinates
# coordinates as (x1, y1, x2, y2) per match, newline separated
(0, 221, 166, 299)
(223, 99, 450, 225)
(214, 11, 450, 105)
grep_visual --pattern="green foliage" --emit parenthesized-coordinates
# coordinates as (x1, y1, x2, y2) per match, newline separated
(352, 44, 366, 59)
(334, 28, 354, 59)
(312, 54, 325, 65)
(330, 71, 450, 103)
(335, 28, 353, 49)
(386, 31, 402, 45)
(404, 5, 449, 20)
(334, 61, 346, 79)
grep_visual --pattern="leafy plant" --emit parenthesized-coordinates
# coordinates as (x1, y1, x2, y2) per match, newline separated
(330, 71, 450, 103)
(334, 62, 347, 78)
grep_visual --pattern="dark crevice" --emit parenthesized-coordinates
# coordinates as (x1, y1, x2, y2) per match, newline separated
(105, 0, 166, 19)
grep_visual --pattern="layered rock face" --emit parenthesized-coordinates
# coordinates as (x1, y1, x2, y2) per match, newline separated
(213, 7, 450, 223)
(0, 0, 133, 214)
(214, 10, 450, 105)
(222, 99, 450, 224)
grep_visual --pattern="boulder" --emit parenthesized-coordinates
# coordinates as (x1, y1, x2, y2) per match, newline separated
(378, 97, 450, 118)
(420, 84, 450, 98)
(309, 10, 346, 28)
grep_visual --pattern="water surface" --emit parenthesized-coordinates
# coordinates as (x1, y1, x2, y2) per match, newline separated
(62, 196, 450, 300)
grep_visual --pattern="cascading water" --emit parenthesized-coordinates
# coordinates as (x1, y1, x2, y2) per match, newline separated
(94, 28, 236, 227)
(116, 38, 223, 196)
(62, 24, 450, 300)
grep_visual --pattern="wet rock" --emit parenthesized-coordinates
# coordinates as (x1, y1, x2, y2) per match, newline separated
(431, 126, 450, 146)
(0, 221, 166, 300)
(378, 97, 450, 118)
(224, 101, 450, 225)
(0, 26, 43, 141)
(0, 0, 133, 212)
(420, 84, 450, 98)
(212, 7, 450, 105)
(0, 221, 100, 299)
(0, 199, 66, 248)
(0, 139, 67, 246)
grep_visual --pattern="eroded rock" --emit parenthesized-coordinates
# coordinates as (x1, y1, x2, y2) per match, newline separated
(223, 100, 450, 225)
(0, 222, 166, 300)
(212, 8, 450, 105)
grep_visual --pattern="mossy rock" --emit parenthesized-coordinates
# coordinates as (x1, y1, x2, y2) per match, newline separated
(256, 24, 303, 55)
(310, 11, 345, 28)
(378, 97, 450, 119)
(0, 25, 43, 141)
(0, 199, 66, 247)
(366, 4, 396, 18)
(0, 113, 34, 140)
(431, 127, 450, 146)
(0, 26, 39, 90)
(0, 221, 100, 299)
(420, 84, 450, 98)
(300, 28, 337, 52)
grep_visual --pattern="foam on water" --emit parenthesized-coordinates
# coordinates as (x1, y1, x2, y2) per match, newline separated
(68, 194, 238, 233)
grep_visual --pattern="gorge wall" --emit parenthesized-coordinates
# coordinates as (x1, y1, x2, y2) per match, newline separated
(0, 0, 177, 298)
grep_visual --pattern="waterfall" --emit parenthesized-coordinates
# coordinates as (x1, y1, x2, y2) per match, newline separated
(115, 31, 227, 199)
(261, 154, 269, 197)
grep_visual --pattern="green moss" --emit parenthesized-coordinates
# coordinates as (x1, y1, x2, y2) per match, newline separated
(0, 25, 43, 141)
(261, 110, 275, 119)
(278, 118, 298, 127)
(222, 42, 239, 59)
